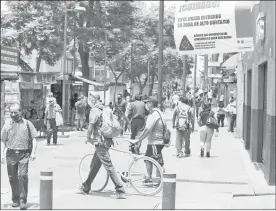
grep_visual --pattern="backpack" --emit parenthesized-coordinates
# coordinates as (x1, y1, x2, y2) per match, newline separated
(206, 114, 219, 130)
(100, 108, 121, 138)
(176, 106, 190, 131)
(155, 110, 171, 147)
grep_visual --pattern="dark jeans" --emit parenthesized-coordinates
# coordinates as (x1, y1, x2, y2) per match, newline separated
(175, 129, 191, 155)
(46, 119, 58, 144)
(230, 114, 237, 132)
(217, 114, 225, 127)
(6, 149, 30, 204)
(131, 118, 145, 140)
(82, 145, 125, 194)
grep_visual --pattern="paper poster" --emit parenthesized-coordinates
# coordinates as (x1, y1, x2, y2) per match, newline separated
(174, 1, 254, 55)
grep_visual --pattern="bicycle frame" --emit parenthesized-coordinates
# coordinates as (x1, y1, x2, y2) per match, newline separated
(109, 145, 144, 181)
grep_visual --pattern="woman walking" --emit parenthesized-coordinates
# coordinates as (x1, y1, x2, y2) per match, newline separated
(198, 102, 219, 157)
(75, 97, 86, 131)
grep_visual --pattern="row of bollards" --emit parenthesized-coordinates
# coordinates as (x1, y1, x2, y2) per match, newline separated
(39, 171, 176, 210)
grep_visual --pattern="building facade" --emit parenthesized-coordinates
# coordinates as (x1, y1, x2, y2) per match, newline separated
(242, 1, 275, 185)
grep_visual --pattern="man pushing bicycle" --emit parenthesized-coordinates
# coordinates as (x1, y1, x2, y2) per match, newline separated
(78, 94, 126, 199)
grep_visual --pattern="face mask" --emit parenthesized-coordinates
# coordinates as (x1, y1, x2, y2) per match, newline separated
(145, 104, 150, 111)
(10, 113, 21, 122)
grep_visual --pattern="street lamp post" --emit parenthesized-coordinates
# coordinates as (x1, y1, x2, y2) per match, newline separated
(62, 6, 85, 136)
(104, 30, 107, 105)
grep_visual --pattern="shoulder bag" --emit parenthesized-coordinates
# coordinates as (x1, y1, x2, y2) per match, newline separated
(155, 110, 171, 147)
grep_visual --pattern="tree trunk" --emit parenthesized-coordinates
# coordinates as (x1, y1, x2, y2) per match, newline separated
(148, 74, 155, 96)
(113, 79, 117, 104)
(79, 44, 90, 96)
(36, 54, 42, 72)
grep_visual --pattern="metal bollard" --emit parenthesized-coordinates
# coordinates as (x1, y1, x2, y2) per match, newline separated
(162, 173, 176, 210)
(40, 170, 53, 210)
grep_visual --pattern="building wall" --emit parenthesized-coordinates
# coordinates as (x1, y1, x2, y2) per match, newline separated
(242, 1, 275, 185)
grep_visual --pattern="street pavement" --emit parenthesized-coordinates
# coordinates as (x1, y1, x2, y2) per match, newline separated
(1, 109, 275, 209)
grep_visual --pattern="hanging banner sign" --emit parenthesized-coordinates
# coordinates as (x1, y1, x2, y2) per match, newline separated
(174, 1, 254, 55)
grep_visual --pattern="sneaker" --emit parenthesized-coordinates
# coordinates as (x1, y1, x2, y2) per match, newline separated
(110, 192, 126, 199)
(206, 152, 210, 157)
(143, 177, 153, 183)
(46, 143, 50, 146)
(177, 152, 183, 158)
(200, 148, 204, 157)
(76, 185, 90, 195)
(20, 201, 27, 210)
(11, 202, 20, 207)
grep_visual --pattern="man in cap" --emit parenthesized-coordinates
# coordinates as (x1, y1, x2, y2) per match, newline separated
(1, 103, 37, 210)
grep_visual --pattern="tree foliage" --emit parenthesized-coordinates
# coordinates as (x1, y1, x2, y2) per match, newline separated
(1, 1, 65, 72)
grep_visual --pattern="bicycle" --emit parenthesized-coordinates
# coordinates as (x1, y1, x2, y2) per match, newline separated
(79, 140, 164, 196)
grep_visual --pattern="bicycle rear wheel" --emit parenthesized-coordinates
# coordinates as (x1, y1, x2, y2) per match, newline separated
(79, 153, 109, 192)
(128, 156, 163, 196)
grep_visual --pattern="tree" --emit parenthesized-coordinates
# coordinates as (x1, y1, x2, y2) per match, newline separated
(67, 1, 137, 95)
(1, 1, 65, 72)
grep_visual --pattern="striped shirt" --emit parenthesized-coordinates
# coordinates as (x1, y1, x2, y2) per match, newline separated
(1, 118, 38, 150)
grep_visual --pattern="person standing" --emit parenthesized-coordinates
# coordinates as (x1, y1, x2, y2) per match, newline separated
(226, 97, 237, 132)
(79, 95, 126, 199)
(70, 93, 78, 126)
(44, 97, 62, 145)
(124, 95, 131, 133)
(1, 103, 37, 210)
(172, 97, 193, 158)
(126, 94, 147, 154)
(198, 102, 219, 157)
(75, 97, 86, 131)
(114, 94, 127, 137)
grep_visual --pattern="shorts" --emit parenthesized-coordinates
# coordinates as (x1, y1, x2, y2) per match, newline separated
(145, 144, 164, 166)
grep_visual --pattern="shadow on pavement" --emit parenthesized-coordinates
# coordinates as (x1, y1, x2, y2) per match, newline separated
(2, 203, 39, 209)
(176, 178, 248, 185)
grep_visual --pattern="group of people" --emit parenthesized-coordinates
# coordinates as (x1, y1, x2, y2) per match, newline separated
(0, 87, 238, 207)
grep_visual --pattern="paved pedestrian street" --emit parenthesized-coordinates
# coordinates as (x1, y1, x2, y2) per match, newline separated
(1, 110, 275, 209)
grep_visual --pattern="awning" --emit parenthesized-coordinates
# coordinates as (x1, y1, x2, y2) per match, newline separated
(221, 54, 239, 69)
(71, 75, 105, 87)
(19, 82, 43, 90)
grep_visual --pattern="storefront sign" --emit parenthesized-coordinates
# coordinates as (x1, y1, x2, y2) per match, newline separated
(174, 1, 254, 55)
(1, 46, 19, 66)
(208, 74, 222, 78)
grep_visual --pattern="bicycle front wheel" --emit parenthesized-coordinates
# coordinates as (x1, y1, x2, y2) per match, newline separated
(128, 156, 163, 196)
(79, 153, 109, 192)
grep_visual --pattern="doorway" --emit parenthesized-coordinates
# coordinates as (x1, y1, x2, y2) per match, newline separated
(260, 62, 268, 163)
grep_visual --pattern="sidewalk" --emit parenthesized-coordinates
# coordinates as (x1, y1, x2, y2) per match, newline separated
(1, 110, 275, 209)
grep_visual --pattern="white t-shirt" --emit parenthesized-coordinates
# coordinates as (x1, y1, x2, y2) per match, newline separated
(172, 95, 180, 104)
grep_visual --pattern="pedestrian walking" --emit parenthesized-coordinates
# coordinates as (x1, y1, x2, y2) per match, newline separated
(172, 97, 193, 157)
(79, 95, 126, 199)
(126, 94, 147, 154)
(75, 97, 86, 131)
(44, 97, 62, 145)
(1, 103, 37, 210)
(216, 101, 226, 127)
(171, 92, 180, 110)
(198, 102, 219, 157)
(130, 96, 166, 179)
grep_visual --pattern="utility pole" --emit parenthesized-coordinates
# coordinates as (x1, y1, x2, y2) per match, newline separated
(62, 11, 68, 135)
(130, 42, 133, 96)
(193, 55, 197, 130)
(182, 55, 187, 97)
(204, 54, 208, 90)
(104, 30, 107, 105)
(158, 0, 164, 109)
